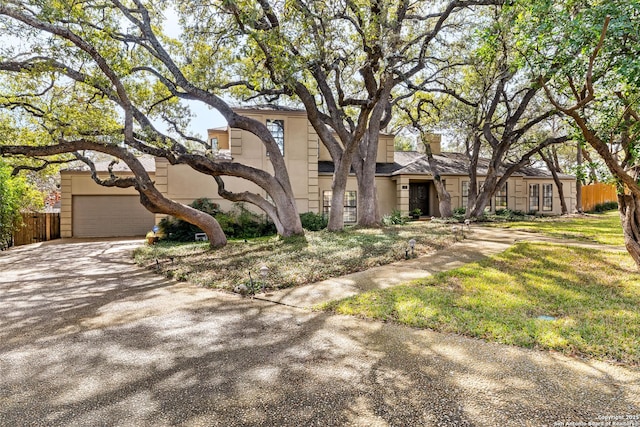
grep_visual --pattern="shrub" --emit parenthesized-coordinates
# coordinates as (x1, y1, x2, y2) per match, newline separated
(382, 209, 409, 225)
(190, 198, 220, 215)
(159, 216, 203, 242)
(453, 207, 466, 215)
(491, 208, 527, 221)
(227, 203, 276, 239)
(590, 201, 618, 213)
(300, 212, 328, 231)
(159, 199, 276, 241)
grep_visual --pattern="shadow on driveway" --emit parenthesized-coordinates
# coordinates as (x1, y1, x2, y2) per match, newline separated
(0, 239, 638, 426)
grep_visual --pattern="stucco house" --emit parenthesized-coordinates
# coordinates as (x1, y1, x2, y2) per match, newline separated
(60, 106, 575, 237)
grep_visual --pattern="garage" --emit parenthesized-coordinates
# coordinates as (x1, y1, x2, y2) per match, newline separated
(72, 195, 155, 237)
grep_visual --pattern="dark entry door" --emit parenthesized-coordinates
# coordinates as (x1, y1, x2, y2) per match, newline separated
(409, 183, 430, 215)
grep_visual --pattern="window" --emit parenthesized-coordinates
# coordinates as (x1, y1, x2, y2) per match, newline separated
(542, 184, 553, 211)
(461, 181, 469, 209)
(266, 119, 284, 155)
(529, 184, 540, 212)
(210, 137, 218, 151)
(323, 190, 357, 223)
(495, 183, 508, 210)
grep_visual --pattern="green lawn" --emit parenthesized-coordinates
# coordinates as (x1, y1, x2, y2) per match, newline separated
(323, 242, 640, 365)
(133, 221, 455, 290)
(490, 210, 625, 246)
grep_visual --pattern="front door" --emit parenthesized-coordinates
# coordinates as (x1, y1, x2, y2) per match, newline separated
(409, 183, 430, 216)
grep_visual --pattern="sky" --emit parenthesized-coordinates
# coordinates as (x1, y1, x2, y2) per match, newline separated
(175, 102, 227, 139)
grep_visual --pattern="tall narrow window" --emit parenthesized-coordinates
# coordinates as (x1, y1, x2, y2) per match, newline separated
(529, 184, 540, 212)
(542, 184, 553, 211)
(266, 119, 284, 155)
(495, 183, 508, 210)
(461, 181, 469, 209)
(210, 137, 218, 151)
(323, 191, 357, 223)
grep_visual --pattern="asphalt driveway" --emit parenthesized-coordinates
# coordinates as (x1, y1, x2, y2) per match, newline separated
(1, 239, 639, 426)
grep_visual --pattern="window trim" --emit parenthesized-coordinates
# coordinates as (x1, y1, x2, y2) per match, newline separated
(529, 183, 540, 212)
(323, 190, 357, 223)
(495, 182, 508, 211)
(461, 181, 469, 209)
(266, 119, 284, 156)
(542, 183, 553, 211)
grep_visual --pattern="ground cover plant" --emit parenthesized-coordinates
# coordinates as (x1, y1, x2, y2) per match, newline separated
(323, 213, 639, 365)
(488, 210, 624, 246)
(134, 221, 455, 290)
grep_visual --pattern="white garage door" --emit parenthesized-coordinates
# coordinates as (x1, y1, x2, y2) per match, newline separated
(73, 196, 155, 237)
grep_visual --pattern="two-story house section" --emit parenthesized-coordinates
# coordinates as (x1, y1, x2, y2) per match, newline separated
(60, 105, 576, 237)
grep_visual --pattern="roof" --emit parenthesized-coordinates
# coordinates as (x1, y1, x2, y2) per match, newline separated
(318, 161, 400, 175)
(65, 155, 156, 173)
(232, 104, 308, 115)
(394, 151, 573, 178)
(319, 151, 574, 179)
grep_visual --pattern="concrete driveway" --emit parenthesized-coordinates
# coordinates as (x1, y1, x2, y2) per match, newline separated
(1, 239, 639, 426)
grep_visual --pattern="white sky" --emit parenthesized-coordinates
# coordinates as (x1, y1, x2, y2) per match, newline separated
(177, 103, 227, 138)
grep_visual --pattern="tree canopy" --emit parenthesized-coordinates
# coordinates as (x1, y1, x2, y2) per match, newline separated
(0, 0, 306, 247)
(0, 159, 43, 248)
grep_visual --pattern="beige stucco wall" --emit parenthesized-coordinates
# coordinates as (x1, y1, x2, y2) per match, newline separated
(207, 129, 229, 150)
(60, 170, 156, 237)
(522, 178, 577, 214)
(317, 175, 397, 219)
(160, 108, 319, 218)
(319, 134, 395, 163)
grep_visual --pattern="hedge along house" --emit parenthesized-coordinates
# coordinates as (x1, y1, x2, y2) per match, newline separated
(60, 106, 576, 238)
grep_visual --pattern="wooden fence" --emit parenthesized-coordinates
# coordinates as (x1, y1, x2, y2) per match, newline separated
(581, 183, 618, 212)
(12, 212, 61, 247)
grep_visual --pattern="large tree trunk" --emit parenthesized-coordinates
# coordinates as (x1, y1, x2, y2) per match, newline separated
(140, 191, 227, 248)
(467, 169, 498, 218)
(353, 87, 392, 228)
(576, 143, 583, 213)
(464, 135, 482, 218)
(328, 177, 347, 232)
(354, 133, 380, 226)
(467, 186, 494, 218)
(619, 193, 640, 267)
(541, 150, 568, 215)
(435, 180, 453, 218)
(356, 167, 379, 226)
(422, 134, 453, 217)
(326, 147, 358, 231)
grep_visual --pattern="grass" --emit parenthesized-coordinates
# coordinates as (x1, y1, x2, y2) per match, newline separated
(136, 210, 637, 364)
(488, 210, 625, 246)
(322, 242, 640, 365)
(133, 221, 456, 290)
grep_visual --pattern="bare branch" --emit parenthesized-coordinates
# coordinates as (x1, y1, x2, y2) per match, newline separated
(10, 158, 75, 176)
